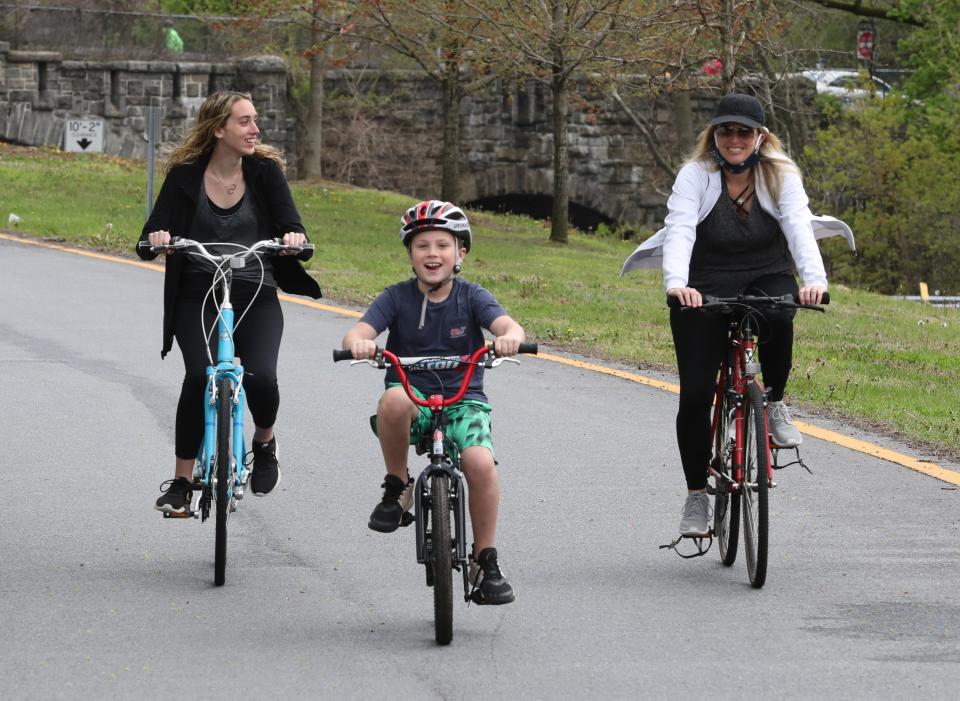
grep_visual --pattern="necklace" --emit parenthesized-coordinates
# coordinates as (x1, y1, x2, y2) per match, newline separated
(210, 169, 240, 195)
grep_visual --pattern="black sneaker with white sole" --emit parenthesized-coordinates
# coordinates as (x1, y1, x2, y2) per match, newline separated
(155, 476, 193, 514)
(368, 474, 414, 532)
(469, 547, 516, 605)
(250, 436, 281, 496)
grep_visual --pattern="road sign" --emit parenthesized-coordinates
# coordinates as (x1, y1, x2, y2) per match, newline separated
(64, 119, 104, 153)
(857, 21, 876, 62)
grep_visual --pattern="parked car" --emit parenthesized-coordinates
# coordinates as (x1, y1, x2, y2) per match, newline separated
(799, 69, 892, 102)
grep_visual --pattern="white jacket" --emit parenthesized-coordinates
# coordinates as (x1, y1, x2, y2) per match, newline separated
(620, 159, 856, 290)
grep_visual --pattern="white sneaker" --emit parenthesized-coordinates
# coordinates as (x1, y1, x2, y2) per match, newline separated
(678, 492, 712, 537)
(768, 401, 802, 447)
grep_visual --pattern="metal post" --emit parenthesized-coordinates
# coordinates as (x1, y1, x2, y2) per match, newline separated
(145, 105, 161, 220)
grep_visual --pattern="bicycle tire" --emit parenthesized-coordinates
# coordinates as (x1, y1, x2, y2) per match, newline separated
(742, 381, 769, 588)
(431, 473, 453, 645)
(214, 377, 232, 586)
(713, 391, 740, 566)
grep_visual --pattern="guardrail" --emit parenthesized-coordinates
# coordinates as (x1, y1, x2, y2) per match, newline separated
(896, 296, 960, 307)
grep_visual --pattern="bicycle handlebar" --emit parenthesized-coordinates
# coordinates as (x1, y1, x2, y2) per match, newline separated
(333, 342, 538, 364)
(666, 291, 829, 311)
(333, 343, 538, 409)
(137, 236, 315, 262)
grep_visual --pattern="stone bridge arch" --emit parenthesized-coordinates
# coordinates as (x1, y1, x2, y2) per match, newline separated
(460, 167, 618, 232)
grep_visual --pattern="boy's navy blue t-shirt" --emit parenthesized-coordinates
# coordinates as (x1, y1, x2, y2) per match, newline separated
(360, 277, 507, 402)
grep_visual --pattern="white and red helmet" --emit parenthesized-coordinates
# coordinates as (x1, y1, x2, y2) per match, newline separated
(400, 200, 472, 252)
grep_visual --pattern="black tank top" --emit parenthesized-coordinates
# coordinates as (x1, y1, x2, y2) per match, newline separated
(184, 181, 276, 287)
(687, 173, 792, 296)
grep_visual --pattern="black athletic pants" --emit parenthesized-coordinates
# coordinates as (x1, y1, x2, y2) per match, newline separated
(669, 273, 799, 490)
(173, 275, 284, 460)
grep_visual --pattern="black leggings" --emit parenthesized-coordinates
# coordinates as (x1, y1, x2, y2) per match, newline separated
(669, 273, 798, 490)
(173, 276, 284, 459)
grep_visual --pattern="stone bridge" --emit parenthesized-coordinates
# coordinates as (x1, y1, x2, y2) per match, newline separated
(1, 43, 800, 229)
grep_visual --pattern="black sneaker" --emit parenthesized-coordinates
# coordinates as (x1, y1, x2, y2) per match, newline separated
(250, 436, 281, 496)
(155, 476, 193, 514)
(469, 547, 515, 605)
(368, 474, 413, 532)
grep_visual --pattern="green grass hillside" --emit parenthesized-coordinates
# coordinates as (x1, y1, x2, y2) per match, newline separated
(2, 143, 958, 457)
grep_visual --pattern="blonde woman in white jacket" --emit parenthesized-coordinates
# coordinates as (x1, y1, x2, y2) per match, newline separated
(655, 94, 829, 538)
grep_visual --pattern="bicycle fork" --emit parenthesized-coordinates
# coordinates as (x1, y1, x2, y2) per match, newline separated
(414, 458, 469, 597)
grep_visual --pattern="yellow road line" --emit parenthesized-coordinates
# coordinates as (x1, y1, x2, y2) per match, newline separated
(1, 232, 165, 271)
(540, 352, 960, 486)
(4, 231, 957, 485)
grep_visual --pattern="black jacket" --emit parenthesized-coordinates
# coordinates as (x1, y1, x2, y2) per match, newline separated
(137, 154, 322, 358)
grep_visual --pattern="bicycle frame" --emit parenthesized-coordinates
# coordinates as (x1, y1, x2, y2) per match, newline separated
(141, 237, 311, 518)
(197, 269, 248, 509)
(335, 342, 535, 608)
(708, 312, 773, 495)
(384, 345, 492, 598)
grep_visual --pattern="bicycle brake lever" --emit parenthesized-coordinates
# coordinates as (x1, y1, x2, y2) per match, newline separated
(489, 357, 520, 368)
(348, 359, 381, 368)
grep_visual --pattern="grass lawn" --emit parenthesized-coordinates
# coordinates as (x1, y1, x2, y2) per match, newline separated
(2, 143, 958, 457)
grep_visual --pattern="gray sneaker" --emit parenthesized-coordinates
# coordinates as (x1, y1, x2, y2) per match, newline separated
(679, 492, 711, 537)
(768, 401, 802, 447)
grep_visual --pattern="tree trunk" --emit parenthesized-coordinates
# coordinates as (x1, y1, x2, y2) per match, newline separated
(550, 75, 569, 244)
(440, 57, 461, 202)
(548, 0, 568, 244)
(672, 91, 694, 156)
(721, 0, 738, 94)
(301, 11, 324, 179)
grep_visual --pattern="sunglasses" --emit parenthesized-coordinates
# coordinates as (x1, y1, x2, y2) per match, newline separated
(716, 124, 757, 137)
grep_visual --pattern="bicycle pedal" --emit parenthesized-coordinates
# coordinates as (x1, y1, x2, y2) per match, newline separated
(162, 510, 196, 519)
(399, 511, 415, 527)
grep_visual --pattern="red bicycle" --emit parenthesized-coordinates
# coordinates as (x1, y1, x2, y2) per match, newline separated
(334, 341, 536, 644)
(669, 292, 827, 588)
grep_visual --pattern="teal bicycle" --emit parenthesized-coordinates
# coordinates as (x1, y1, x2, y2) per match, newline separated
(141, 236, 312, 585)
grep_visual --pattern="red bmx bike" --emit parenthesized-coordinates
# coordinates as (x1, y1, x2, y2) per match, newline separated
(334, 342, 537, 643)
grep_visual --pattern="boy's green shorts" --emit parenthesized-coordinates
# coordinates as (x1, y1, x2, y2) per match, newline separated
(369, 383, 495, 459)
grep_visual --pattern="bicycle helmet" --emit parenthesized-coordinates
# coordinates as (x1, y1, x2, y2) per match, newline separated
(400, 200, 472, 252)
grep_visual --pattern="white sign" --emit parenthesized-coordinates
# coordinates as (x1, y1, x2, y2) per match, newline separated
(64, 119, 104, 153)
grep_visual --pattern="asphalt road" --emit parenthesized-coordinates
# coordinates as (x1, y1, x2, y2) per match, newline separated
(2, 236, 960, 700)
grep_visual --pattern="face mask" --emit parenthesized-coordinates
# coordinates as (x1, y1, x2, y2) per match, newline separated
(711, 131, 765, 174)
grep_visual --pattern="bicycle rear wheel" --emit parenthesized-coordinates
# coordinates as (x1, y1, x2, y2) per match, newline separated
(430, 473, 453, 645)
(713, 392, 740, 566)
(214, 377, 232, 586)
(742, 382, 769, 588)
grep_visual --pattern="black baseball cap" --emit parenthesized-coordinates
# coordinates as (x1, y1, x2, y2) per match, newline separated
(710, 94, 765, 129)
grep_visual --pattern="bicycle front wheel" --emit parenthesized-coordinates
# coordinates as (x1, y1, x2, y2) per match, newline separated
(742, 382, 769, 588)
(430, 473, 453, 645)
(713, 392, 740, 566)
(214, 377, 232, 586)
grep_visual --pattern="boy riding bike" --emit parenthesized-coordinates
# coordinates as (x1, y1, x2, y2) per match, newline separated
(341, 200, 525, 605)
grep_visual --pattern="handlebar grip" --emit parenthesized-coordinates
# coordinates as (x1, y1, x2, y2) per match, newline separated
(820, 291, 830, 305)
(297, 242, 315, 262)
(518, 342, 538, 355)
(666, 296, 681, 309)
(332, 349, 354, 362)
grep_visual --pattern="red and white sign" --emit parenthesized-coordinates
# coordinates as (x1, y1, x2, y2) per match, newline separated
(857, 28, 875, 61)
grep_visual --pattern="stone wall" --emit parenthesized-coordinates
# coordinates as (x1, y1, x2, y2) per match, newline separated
(321, 70, 737, 228)
(1, 43, 814, 228)
(0, 42, 295, 169)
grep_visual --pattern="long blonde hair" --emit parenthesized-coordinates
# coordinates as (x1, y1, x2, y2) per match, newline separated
(164, 90, 284, 173)
(685, 123, 800, 202)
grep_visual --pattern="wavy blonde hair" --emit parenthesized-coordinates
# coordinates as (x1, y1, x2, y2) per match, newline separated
(685, 123, 800, 202)
(164, 91, 284, 173)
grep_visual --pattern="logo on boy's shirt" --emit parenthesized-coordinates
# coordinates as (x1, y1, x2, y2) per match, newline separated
(449, 325, 466, 338)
